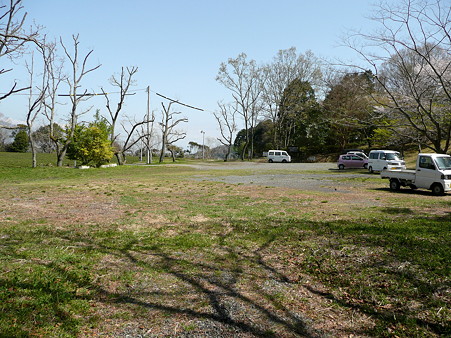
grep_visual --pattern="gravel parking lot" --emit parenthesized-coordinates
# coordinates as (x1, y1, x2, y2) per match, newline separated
(184, 161, 334, 171)
(183, 161, 374, 193)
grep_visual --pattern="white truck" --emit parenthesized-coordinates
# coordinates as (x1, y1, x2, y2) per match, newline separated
(380, 153, 451, 195)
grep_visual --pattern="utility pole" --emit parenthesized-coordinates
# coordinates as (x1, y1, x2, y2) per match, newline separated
(201, 130, 205, 160)
(146, 86, 152, 164)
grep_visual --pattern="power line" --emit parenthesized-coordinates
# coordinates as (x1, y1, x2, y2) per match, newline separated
(57, 92, 136, 97)
(2, 86, 210, 113)
(154, 92, 204, 111)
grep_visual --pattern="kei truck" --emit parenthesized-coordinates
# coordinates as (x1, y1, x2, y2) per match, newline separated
(380, 153, 451, 195)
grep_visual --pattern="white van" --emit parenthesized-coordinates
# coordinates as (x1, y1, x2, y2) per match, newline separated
(267, 150, 291, 163)
(368, 150, 406, 173)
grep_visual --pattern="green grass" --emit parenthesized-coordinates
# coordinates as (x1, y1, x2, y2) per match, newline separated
(0, 152, 449, 336)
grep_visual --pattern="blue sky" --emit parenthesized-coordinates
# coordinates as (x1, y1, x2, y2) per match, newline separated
(1, 0, 376, 149)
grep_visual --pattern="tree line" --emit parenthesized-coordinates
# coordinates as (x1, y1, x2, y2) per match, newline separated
(214, 0, 450, 160)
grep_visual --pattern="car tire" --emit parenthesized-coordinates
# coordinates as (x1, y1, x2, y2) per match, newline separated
(268, 159, 273, 163)
(368, 166, 373, 174)
(338, 164, 345, 170)
(282, 159, 287, 163)
(431, 183, 444, 195)
(389, 179, 401, 191)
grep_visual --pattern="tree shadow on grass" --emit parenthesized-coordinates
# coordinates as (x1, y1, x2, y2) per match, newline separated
(106, 231, 322, 336)
(2, 213, 449, 336)
(1, 227, 322, 336)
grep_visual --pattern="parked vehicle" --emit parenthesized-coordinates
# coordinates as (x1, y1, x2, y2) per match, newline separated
(267, 150, 291, 163)
(337, 154, 368, 170)
(368, 150, 406, 173)
(381, 153, 451, 195)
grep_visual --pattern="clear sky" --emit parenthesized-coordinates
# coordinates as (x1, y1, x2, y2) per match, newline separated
(1, 0, 377, 149)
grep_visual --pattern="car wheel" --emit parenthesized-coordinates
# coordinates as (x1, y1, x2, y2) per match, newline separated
(268, 159, 273, 163)
(431, 183, 444, 195)
(282, 159, 287, 163)
(409, 184, 417, 190)
(389, 179, 401, 191)
(338, 164, 345, 170)
(368, 166, 373, 174)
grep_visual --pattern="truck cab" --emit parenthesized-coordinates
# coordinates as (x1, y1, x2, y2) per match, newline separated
(381, 153, 451, 195)
(415, 154, 451, 193)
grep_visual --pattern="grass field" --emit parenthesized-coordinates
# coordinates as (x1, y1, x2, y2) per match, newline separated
(0, 152, 449, 336)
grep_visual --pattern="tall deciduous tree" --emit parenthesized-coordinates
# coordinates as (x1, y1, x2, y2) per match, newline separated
(213, 102, 238, 161)
(25, 51, 46, 167)
(159, 101, 187, 163)
(57, 34, 100, 166)
(344, 0, 451, 153)
(40, 37, 66, 159)
(101, 66, 143, 165)
(216, 53, 264, 160)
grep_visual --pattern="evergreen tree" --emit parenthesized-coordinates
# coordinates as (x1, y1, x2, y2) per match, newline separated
(278, 79, 327, 155)
(7, 129, 29, 152)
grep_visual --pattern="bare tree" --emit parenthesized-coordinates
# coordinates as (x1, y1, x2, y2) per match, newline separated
(25, 51, 47, 167)
(101, 66, 139, 164)
(40, 37, 66, 158)
(159, 102, 187, 163)
(57, 34, 100, 166)
(138, 109, 158, 164)
(0, 0, 39, 101)
(216, 53, 264, 160)
(213, 101, 238, 161)
(114, 114, 153, 164)
(344, 0, 451, 153)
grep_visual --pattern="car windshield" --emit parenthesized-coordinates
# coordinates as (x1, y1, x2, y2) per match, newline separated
(385, 153, 402, 160)
(435, 156, 451, 170)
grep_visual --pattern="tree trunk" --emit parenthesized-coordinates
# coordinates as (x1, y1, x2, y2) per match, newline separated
(57, 149, 66, 167)
(169, 148, 176, 162)
(115, 152, 125, 165)
(224, 144, 231, 161)
(29, 136, 37, 168)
